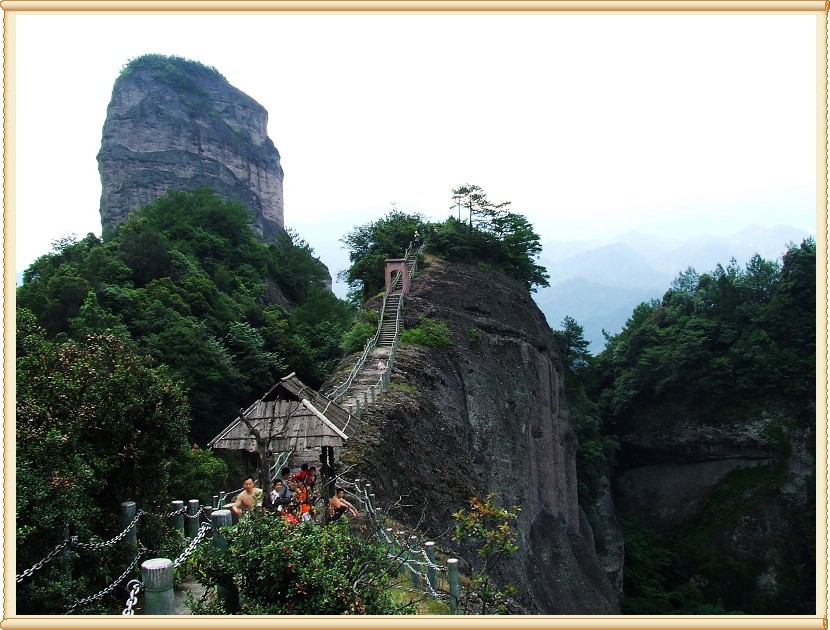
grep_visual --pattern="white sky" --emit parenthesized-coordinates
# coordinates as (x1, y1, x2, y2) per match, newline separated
(9, 11, 821, 297)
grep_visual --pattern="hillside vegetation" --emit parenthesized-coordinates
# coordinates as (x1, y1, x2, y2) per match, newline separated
(553, 238, 816, 614)
(18, 188, 352, 445)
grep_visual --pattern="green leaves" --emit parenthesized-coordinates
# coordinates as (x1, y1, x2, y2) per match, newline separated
(596, 239, 815, 425)
(452, 494, 520, 614)
(401, 316, 452, 349)
(340, 209, 424, 301)
(191, 513, 403, 614)
(18, 189, 356, 443)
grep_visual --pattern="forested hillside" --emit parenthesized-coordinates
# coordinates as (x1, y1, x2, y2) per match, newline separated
(554, 238, 817, 614)
(17, 188, 352, 445)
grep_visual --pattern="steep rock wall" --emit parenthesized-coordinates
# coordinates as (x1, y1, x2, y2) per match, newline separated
(613, 411, 815, 611)
(338, 258, 620, 614)
(97, 55, 284, 241)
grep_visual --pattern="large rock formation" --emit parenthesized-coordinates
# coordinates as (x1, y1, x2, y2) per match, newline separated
(97, 54, 284, 241)
(612, 411, 815, 613)
(338, 257, 620, 614)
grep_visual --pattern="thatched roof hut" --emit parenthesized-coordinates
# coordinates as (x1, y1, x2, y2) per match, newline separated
(207, 373, 357, 453)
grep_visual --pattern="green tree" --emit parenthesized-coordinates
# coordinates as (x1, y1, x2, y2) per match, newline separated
(339, 209, 424, 301)
(452, 494, 520, 614)
(450, 183, 510, 233)
(16, 309, 192, 613)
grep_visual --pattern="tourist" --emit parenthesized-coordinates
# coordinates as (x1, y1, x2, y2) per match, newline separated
(228, 475, 262, 517)
(270, 478, 291, 513)
(327, 487, 359, 522)
(295, 477, 313, 522)
(292, 462, 312, 485)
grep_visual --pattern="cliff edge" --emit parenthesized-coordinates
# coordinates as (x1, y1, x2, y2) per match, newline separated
(341, 257, 620, 614)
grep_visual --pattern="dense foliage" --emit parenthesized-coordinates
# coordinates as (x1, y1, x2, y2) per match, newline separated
(594, 239, 815, 428)
(18, 188, 353, 444)
(568, 238, 817, 614)
(16, 313, 205, 613)
(340, 186, 549, 301)
(452, 494, 521, 614)
(551, 317, 618, 512)
(190, 513, 408, 614)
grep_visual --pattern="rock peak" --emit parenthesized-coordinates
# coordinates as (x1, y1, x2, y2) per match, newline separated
(97, 54, 284, 240)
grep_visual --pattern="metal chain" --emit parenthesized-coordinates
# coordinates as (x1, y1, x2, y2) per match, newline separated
(72, 511, 145, 551)
(66, 544, 146, 614)
(121, 579, 142, 615)
(172, 522, 211, 568)
(165, 506, 187, 519)
(16, 541, 68, 583)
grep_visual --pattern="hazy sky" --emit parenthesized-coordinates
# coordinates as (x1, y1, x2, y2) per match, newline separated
(10, 10, 821, 297)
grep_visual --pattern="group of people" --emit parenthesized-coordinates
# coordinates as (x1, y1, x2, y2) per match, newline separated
(227, 463, 359, 525)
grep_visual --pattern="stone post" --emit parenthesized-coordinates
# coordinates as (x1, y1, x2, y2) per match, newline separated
(424, 541, 437, 591)
(186, 500, 200, 539)
(141, 558, 176, 615)
(408, 535, 420, 588)
(120, 501, 137, 549)
(169, 500, 184, 537)
(447, 558, 460, 614)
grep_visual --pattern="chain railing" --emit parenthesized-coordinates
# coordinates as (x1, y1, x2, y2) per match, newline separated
(351, 477, 460, 610)
(71, 510, 145, 551)
(66, 544, 148, 614)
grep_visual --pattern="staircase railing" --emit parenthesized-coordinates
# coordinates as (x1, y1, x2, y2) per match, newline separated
(329, 241, 422, 408)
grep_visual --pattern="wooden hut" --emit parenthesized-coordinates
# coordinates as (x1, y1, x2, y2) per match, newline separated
(208, 373, 357, 500)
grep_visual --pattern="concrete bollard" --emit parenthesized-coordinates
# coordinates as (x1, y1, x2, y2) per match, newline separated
(186, 500, 200, 539)
(408, 535, 420, 588)
(447, 558, 460, 614)
(424, 541, 437, 591)
(120, 501, 138, 549)
(210, 509, 239, 613)
(169, 500, 184, 537)
(211, 510, 232, 551)
(354, 479, 364, 511)
(384, 528, 395, 555)
(202, 506, 214, 535)
(141, 558, 176, 615)
(370, 385, 376, 403)
(212, 495, 220, 510)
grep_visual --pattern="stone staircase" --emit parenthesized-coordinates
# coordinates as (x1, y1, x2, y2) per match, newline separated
(329, 242, 422, 419)
(378, 290, 402, 347)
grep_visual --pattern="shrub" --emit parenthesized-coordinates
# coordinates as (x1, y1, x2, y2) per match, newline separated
(190, 512, 408, 614)
(401, 316, 452, 348)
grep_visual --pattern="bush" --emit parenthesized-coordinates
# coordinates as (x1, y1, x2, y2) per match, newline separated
(190, 512, 409, 614)
(401, 316, 452, 348)
(341, 320, 377, 354)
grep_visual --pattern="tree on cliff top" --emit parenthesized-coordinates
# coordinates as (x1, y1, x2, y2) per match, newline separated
(339, 208, 425, 303)
(340, 187, 549, 300)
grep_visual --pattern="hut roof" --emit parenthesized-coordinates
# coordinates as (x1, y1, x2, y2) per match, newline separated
(207, 373, 357, 453)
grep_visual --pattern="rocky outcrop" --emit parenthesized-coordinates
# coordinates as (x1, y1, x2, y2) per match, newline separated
(613, 410, 815, 612)
(338, 258, 620, 614)
(97, 55, 284, 241)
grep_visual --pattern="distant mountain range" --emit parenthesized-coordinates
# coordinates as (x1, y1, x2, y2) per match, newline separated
(533, 224, 814, 354)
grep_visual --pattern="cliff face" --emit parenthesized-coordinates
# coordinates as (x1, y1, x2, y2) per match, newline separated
(341, 258, 620, 614)
(97, 55, 284, 241)
(612, 409, 815, 612)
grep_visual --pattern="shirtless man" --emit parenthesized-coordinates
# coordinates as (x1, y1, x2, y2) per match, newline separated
(327, 487, 359, 522)
(229, 475, 262, 517)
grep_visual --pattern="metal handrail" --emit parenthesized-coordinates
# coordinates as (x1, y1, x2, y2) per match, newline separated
(331, 241, 420, 405)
